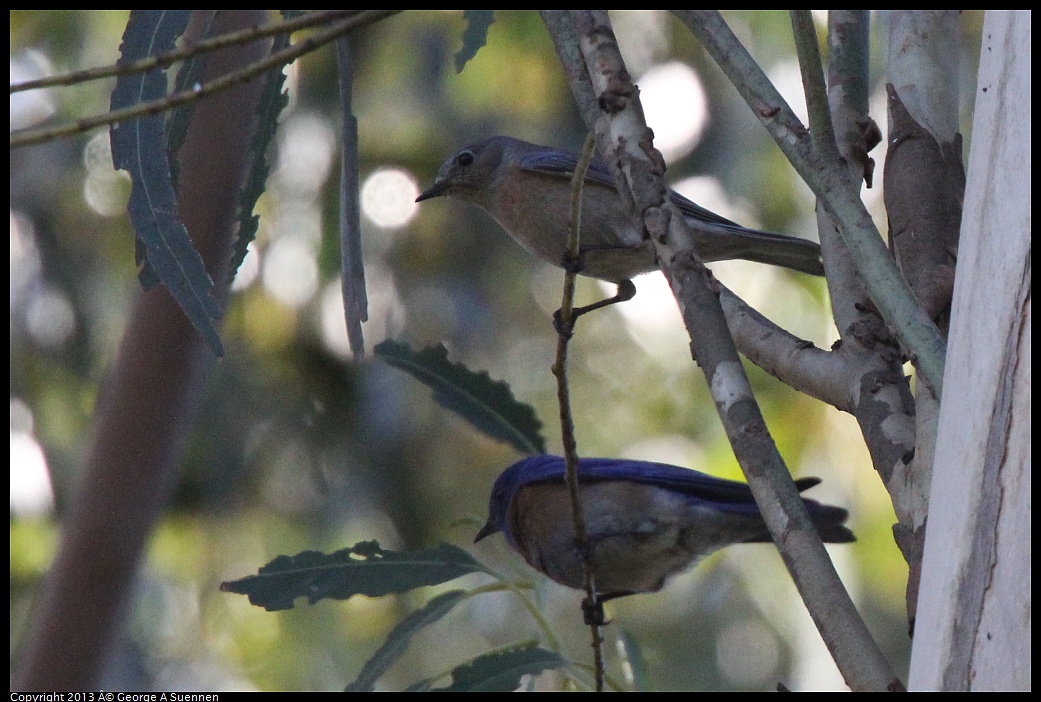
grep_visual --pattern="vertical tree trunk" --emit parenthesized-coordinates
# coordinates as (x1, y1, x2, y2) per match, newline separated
(15, 10, 269, 691)
(909, 9, 1031, 692)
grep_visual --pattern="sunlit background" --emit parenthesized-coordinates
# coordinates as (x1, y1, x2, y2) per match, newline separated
(11, 10, 983, 691)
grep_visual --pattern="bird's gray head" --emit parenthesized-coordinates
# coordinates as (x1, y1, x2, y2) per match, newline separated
(416, 137, 515, 207)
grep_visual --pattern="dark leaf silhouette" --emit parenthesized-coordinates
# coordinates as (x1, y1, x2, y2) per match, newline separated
(110, 9, 224, 356)
(455, 10, 495, 73)
(375, 340, 545, 454)
(220, 540, 489, 611)
(409, 644, 567, 692)
(346, 589, 469, 691)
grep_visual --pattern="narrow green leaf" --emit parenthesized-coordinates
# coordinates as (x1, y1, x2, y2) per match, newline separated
(454, 10, 495, 73)
(220, 541, 489, 611)
(228, 12, 292, 287)
(112, 10, 190, 291)
(166, 11, 218, 186)
(346, 590, 469, 692)
(110, 9, 224, 356)
(374, 340, 545, 455)
(336, 37, 367, 360)
(410, 645, 567, 692)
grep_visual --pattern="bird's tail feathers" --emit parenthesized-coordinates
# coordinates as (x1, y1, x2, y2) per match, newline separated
(724, 226, 825, 276)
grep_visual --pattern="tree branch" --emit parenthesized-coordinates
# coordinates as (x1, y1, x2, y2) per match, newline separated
(549, 10, 901, 691)
(673, 10, 947, 400)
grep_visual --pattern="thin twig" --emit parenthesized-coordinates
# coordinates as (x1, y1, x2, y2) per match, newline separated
(463, 580, 562, 653)
(550, 132, 606, 692)
(10, 10, 359, 94)
(10, 10, 400, 149)
(790, 11, 839, 158)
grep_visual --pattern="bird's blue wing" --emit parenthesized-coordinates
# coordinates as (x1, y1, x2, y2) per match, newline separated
(575, 457, 763, 503)
(517, 150, 623, 192)
(507, 455, 822, 504)
(574, 458, 845, 528)
(506, 455, 759, 502)
(519, 149, 745, 229)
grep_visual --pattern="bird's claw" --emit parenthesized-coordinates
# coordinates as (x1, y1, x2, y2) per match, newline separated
(582, 597, 609, 627)
(552, 309, 575, 338)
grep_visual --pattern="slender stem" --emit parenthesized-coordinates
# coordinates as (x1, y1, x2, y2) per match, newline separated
(10, 10, 400, 149)
(464, 581, 562, 653)
(550, 132, 605, 692)
(10, 10, 359, 94)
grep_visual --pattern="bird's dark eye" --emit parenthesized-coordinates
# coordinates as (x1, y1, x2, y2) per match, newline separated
(457, 150, 475, 168)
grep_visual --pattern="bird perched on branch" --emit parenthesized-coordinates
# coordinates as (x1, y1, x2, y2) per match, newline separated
(418, 136, 823, 312)
(475, 454, 853, 601)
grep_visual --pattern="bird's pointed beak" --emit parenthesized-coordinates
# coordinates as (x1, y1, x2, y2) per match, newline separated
(474, 519, 499, 543)
(416, 179, 449, 203)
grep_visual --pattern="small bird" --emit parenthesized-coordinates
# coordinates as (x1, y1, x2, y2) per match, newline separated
(417, 136, 823, 307)
(475, 455, 853, 600)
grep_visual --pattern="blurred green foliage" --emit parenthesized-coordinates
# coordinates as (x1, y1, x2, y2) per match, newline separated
(10, 10, 983, 691)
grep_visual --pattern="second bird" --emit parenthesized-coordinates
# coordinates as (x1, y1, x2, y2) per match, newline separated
(416, 136, 824, 287)
(476, 455, 854, 600)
